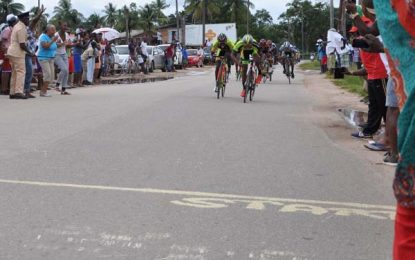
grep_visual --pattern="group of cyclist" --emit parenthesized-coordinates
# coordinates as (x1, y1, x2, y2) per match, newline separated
(210, 33, 299, 98)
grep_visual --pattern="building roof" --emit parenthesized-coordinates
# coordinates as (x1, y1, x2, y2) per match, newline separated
(118, 29, 145, 39)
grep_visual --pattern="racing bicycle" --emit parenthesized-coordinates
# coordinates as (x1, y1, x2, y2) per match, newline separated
(216, 56, 228, 99)
(243, 56, 258, 103)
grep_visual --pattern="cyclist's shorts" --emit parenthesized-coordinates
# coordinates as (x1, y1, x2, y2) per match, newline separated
(283, 52, 293, 58)
(241, 50, 254, 65)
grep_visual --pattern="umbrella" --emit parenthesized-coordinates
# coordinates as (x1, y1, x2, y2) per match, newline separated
(92, 28, 120, 41)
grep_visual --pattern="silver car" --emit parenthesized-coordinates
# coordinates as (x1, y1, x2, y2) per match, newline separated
(147, 46, 166, 72)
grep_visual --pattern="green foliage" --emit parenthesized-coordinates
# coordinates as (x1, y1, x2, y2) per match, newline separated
(50, 0, 85, 29)
(0, 0, 24, 23)
(329, 74, 367, 97)
(0, 0, 334, 47)
(103, 3, 117, 28)
(299, 61, 320, 70)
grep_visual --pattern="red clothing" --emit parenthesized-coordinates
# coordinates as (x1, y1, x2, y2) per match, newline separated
(360, 51, 388, 80)
(394, 205, 415, 260)
(166, 46, 174, 58)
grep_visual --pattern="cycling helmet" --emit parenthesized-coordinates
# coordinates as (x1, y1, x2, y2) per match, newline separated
(266, 40, 272, 46)
(259, 39, 266, 46)
(242, 34, 254, 45)
(283, 41, 291, 48)
(217, 33, 227, 43)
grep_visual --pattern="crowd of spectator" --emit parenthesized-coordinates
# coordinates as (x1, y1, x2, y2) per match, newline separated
(317, 0, 414, 257)
(0, 7, 119, 99)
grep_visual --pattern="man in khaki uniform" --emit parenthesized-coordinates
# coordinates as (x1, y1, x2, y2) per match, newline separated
(7, 12, 34, 99)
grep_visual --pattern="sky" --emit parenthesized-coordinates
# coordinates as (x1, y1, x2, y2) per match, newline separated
(18, 0, 334, 23)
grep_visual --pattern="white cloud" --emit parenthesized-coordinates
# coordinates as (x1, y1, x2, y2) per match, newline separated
(18, 0, 329, 24)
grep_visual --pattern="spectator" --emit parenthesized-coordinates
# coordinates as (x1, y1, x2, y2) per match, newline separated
(140, 38, 149, 74)
(128, 38, 136, 61)
(346, 18, 388, 139)
(24, 5, 46, 98)
(54, 21, 71, 95)
(346, 0, 399, 166)
(7, 12, 33, 100)
(93, 32, 103, 83)
(371, 0, 415, 257)
(0, 15, 18, 95)
(165, 43, 175, 72)
(349, 27, 362, 69)
(87, 33, 99, 84)
(72, 31, 87, 87)
(181, 45, 188, 69)
(37, 24, 58, 97)
(316, 39, 327, 73)
(197, 46, 205, 64)
(81, 40, 97, 85)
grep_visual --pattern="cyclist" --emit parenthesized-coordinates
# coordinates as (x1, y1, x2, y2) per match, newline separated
(279, 41, 297, 78)
(258, 39, 274, 78)
(211, 33, 237, 92)
(233, 34, 261, 97)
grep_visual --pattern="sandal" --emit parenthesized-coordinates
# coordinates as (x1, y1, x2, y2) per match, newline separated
(61, 91, 71, 95)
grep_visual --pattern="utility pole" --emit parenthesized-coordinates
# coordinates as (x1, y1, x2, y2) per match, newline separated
(202, 0, 207, 46)
(175, 0, 180, 43)
(329, 0, 334, 29)
(38, 0, 40, 9)
(246, 0, 250, 34)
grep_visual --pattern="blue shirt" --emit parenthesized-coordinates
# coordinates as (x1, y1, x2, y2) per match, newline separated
(182, 48, 188, 59)
(37, 33, 57, 61)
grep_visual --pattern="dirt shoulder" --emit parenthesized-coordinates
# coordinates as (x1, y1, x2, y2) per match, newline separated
(300, 69, 393, 175)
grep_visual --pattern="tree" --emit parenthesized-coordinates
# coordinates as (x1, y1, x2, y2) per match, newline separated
(0, 0, 24, 22)
(114, 3, 140, 36)
(150, 0, 169, 26)
(138, 4, 157, 33)
(184, 0, 220, 23)
(277, 0, 333, 53)
(86, 12, 104, 29)
(254, 9, 273, 26)
(51, 0, 84, 28)
(103, 3, 117, 28)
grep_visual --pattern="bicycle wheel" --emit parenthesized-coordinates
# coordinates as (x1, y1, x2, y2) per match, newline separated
(221, 66, 227, 98)
(249, 71, 255, 102)
(217, 62, 224, 99)
(285, 61, 291, 84)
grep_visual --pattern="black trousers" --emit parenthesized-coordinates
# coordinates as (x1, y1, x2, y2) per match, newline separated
(364, 78, 387, 135)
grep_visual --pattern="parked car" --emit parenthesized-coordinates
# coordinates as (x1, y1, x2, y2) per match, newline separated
(111, 44, 120, 64)
(158, 43, 183, 69)
(186, 49, 203, 67)
(115, 45, 129, 67)
(203, 47, 213, 65)
(146, 46, 166, 72)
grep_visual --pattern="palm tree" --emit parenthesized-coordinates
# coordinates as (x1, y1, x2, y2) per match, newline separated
(150, 0, 169, 26)
(0, 0, 25, 22)
(223, 0, 254, 23)
(103, 3, 117, 28)
(52, 0, 84, 28)
(138, 4, 156, 33)
(87, 12, 104, 29)
(184, 0, 220, 23)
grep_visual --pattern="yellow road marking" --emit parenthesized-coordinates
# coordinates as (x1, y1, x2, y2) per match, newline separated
(0, 178, 394, 210)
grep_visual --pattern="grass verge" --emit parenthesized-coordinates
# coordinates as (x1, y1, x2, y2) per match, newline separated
(299, 60, 320, 70)
(328, 74, 367, 97)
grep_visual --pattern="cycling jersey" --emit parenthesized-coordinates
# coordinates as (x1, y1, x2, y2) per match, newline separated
(233, 40, 259, 63)
(211, 39, 234, 56)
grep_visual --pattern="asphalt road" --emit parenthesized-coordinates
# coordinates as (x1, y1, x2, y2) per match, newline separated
(0, 66, 395, 260)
